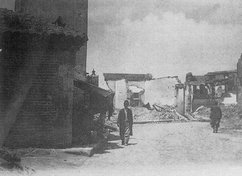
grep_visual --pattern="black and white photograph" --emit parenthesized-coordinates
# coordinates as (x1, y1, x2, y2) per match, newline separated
(0, 0, 242, 175)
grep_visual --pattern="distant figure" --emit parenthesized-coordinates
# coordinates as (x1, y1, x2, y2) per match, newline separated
(210, 102, 222, 133)
(117, 100, 133, 145)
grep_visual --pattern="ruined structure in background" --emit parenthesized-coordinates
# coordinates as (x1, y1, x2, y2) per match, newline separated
(103, 73, 152, 109)
(185, 69, 237, 113)
(0, 0, 89, 148)
(237, 54, 242, 117)
(175, 83, 185, 115)
(103, 73, 182, 110)
(144, 76, 181, 106)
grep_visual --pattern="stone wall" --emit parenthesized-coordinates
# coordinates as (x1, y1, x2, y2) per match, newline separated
(15, 0, 88, 78)
(2, 33, 76, 148)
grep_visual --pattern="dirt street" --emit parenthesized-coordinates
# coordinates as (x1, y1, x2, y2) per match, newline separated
(2, 122, 242, 176)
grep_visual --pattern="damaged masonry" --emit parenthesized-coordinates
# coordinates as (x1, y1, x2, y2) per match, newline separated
(0, 0, 115, 164)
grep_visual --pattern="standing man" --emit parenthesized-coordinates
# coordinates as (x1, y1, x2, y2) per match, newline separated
(117, 100, 133, 146)
(210, 101, 222, 133)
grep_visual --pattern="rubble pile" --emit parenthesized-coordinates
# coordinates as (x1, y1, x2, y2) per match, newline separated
(220, 105, 242, 130)
(132, 104, 188, 122)
(193, 106, 211, 120)
(193, 104, 239, 121)
(221, 104, 238, 119)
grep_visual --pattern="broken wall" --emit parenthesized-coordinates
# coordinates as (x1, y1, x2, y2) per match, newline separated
(237, 56, 242, 117)
(144, 78, 178, 106)
(175, 87, 184, 115)
(127, 81, 145, 106)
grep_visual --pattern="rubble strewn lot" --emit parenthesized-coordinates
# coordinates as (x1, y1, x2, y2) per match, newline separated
(193, 104, 242, 132)
(193, 106, 211, 121)
(111, 105, 188, 123)
(193, 104, 238, 121)
(132, 105, 188, 122)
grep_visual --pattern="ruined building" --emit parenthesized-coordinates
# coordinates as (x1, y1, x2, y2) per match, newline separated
(104, 73, 152, 109)
(0, 0, 89, 148)
(237, 54, 242, 117)
(185, 69, 237, 113)
(103, 73, 182, 111)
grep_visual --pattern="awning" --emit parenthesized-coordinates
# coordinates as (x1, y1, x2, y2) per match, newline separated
(74, 79, 114, 113)
(74, 79, 114, 98)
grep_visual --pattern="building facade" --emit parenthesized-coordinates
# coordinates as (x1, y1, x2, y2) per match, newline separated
(103, 73, 152, 109)
(0, 0, 88, 148)
(185, 69, 238, 113)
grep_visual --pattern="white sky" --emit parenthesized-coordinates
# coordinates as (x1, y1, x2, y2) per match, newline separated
(87, 0, 242, 85)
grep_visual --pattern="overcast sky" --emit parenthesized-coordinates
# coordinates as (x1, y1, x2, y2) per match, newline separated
(1, 0, 242, 83)
(87, 0, 242, 83)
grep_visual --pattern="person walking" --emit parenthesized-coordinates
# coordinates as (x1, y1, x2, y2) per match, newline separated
(117, 100, 133, 145)
(210, 101, 222, 133)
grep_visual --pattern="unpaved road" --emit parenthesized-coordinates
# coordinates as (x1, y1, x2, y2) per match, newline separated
(2, 122, 242, 176)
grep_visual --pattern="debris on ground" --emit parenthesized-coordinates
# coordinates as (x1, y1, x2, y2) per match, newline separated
(131, 104, 188, 122)
(0, 148, 23, 171)
(221, 104, 238, 119)
(0, 149, 21, 163)
(143, 103, 153, 110)
(193, 106, 211, 121)
(193, 104, 239, 122)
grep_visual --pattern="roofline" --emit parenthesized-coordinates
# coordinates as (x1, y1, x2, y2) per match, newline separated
(206, 70, 237, 75)
(103, 73, 153, 81)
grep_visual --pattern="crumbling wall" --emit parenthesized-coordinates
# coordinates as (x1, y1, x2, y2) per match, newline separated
(127, 81, 145, 105)
(184, 84, 193, 114)
(237, 55, 242, 117)
(144, 78, 178, 106)
(175, 87, 184, 115)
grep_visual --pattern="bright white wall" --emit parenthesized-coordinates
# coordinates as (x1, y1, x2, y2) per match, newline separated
(144, 78, 178, 106)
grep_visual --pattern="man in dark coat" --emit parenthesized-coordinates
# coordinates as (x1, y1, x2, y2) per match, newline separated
(210, 102, 222, 133)
(117, 100, 133, 145)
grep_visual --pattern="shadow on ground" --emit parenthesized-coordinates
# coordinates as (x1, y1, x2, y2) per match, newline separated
(219, 127, 242, 137)
(0, 162, 22, 170)
(106, 142, 124, 150)
(108, 133, 120, 141)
